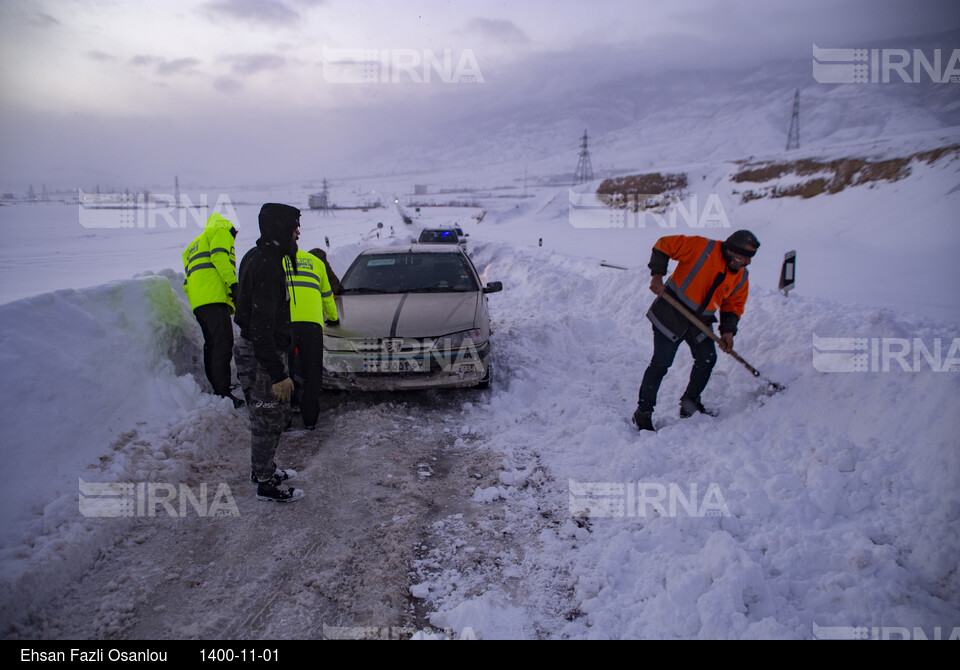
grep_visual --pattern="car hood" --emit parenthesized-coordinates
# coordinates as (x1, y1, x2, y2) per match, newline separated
(328, 292, 481, 339)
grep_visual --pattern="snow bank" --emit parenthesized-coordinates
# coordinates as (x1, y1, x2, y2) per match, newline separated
(0, 272, 241, 632)
(431, 237, 960, 638)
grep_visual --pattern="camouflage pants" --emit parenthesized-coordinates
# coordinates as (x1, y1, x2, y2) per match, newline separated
(234, 337, 292, 482)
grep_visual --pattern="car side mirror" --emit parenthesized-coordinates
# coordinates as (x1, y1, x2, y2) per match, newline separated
(483, 281, 503, 294)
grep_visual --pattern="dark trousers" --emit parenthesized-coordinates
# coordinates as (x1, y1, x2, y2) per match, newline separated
(194, 303, 234, 397)
(638, 325, 717, 412)
(290, 322, 325, 427)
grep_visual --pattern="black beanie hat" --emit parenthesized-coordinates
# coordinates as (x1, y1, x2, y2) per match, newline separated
(724, 230, 760, 257)
(259, 203, 300, 229)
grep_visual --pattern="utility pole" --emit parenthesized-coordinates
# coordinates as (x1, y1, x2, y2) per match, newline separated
(574, 129, 594, 184)
(320, 178, 330, 216)
(174, 176, 181, 208)
(786, 89, 800, 151)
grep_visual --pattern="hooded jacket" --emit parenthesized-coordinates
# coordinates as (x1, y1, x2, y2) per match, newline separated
(234, 203, 301, 383)
(182, 213, 237, 313)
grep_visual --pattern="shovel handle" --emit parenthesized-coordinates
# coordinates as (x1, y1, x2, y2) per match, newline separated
(658, 291, 762, 378)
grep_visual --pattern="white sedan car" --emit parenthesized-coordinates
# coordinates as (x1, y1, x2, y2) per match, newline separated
(322, 245, 502, 391)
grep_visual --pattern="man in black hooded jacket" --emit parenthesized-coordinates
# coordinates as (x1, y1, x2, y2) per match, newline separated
(234, 203, 304, 502)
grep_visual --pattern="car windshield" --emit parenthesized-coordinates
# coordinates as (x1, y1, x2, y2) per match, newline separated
(418, 230, 458, 244)
(340, 252, 479, 293)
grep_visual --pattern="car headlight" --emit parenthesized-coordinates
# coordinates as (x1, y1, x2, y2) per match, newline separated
(323, 333, 355, 352)
(433, 328, 484, 351)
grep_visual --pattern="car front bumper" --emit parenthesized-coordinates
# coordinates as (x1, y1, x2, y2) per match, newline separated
(322, 342, 490, 391)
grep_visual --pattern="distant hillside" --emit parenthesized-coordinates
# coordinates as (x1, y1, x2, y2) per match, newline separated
(732, 145, 960, 202)
(357, 30, 960, 185)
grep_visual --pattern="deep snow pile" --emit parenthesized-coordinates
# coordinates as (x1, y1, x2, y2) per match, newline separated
(426, 238, 960, 638)
(0, 272, 246, 631)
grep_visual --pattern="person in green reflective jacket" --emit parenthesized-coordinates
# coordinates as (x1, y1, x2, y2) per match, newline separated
(182, 212, 244, 408)
(284, 247, 339, 430)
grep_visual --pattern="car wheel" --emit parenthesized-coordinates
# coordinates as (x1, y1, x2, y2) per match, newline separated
(475, 362, 492, 389)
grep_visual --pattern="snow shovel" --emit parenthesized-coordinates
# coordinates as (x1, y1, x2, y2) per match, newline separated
(658, 291, 786, 393)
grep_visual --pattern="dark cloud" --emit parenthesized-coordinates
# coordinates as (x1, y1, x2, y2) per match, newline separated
(203, 0, 300, 26)
(463, 17, 530, 44)
(213, 75, 244, 92)
(86, 50, 117, 63)
(224, 54, 287, 76)
(156, 58, 201, 76)
(130, 55, 160, 67)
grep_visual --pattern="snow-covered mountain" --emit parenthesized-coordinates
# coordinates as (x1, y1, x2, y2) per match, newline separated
(340, 29, 960, 183)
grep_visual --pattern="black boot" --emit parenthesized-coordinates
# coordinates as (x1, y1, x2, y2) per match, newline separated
(679, 396, 717, 418)
(256, 480, 304, 503)
(631, 407, 656, 432)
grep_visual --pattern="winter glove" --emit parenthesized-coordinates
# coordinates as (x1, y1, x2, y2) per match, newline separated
(326, 319, 340, 327)
(272, 377, 294, 403)
(228, 283, 238, 303)
(719, 332, 734, 353)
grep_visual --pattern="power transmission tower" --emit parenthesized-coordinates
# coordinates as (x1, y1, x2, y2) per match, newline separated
(574, 129, 594, 184)
(786, 89, 800, 151)
(309, 178, 332, 215)
(320, 178, 330, 216)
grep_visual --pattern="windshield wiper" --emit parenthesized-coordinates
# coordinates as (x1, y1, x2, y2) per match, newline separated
(408, 286, 472, 293)
(340, 287, 399, 295)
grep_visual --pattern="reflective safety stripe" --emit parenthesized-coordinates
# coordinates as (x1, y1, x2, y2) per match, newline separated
(294, 271, 321, 283)
(648, 309, 681, 342)
(665, 278, 715, 317)
(208, 248, 236, 267)
(666, 278, 698, 310)
(288, 281, 322, 292)
(730, 268, 748, 297)
(678, 240, 715, 293)
(186, 262, 216, 276)
(321, 290, 333, 298)
(186, 251, 211, 265)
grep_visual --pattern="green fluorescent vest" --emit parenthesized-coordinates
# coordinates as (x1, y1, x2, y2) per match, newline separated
(284, 250, 339, 326)
(182, 213, 237, 313)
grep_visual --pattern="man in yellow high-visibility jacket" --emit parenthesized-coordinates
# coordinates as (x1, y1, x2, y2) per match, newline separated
(284, 247, 339, 430)
(182, 212, 243, 407)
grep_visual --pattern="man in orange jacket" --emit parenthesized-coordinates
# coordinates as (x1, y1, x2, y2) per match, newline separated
(632, 230, 760, 432)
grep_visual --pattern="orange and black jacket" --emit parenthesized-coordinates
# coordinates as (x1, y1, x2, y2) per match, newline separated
(647, 235, 749, 342)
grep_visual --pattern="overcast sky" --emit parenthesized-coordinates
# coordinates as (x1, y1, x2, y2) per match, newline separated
(1, 0, 957, 190)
